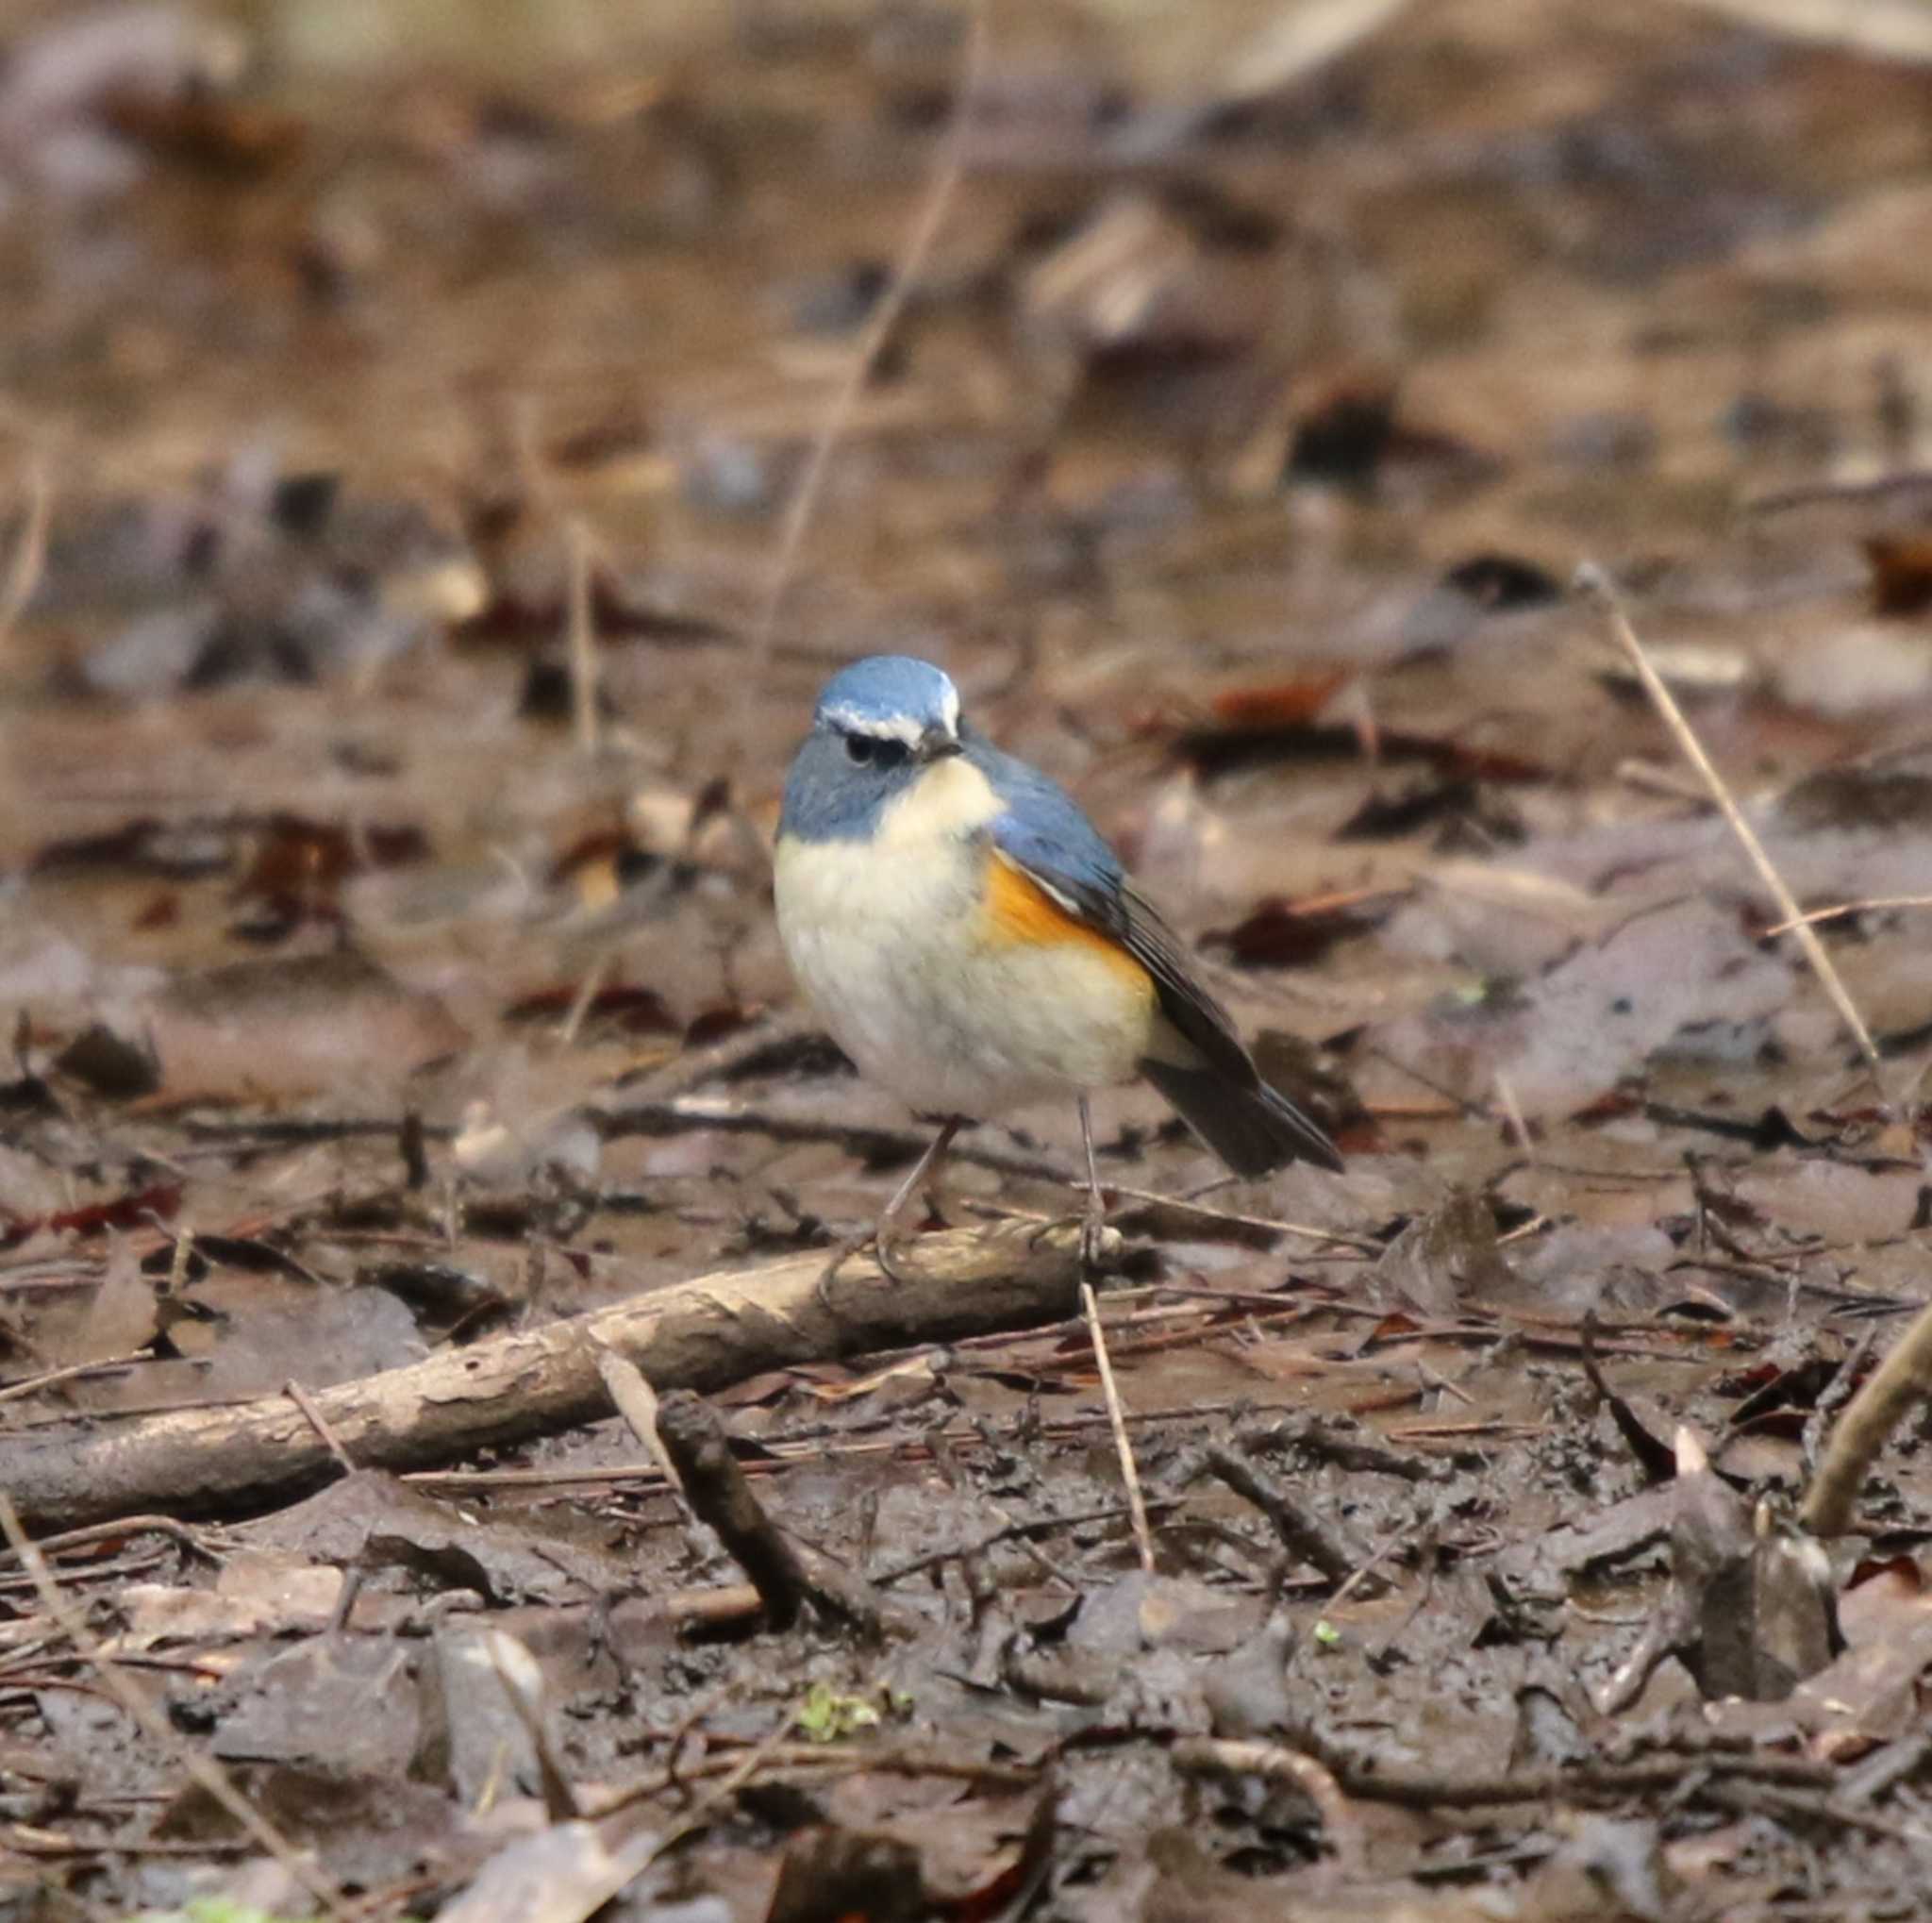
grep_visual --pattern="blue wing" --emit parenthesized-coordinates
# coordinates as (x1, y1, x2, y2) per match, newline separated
(968, 732, 1248, 1077)
(968, 727, 1344, 1175)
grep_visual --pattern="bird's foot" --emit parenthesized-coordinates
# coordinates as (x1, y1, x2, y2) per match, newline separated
(813, 1226, 867, 1316)
(814, 1218, 920, 1314)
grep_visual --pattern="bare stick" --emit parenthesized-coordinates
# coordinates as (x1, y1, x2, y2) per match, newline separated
(653, 1388, 880, 1636)
(1202, 1445, 1381, 1593)
(0, 1491, 350, 1919)
(558, 945, 615, 1048)
(283, 1380, 355, 1472)
(1802, 1297, 1932, 1536)
(1171, 1732, 1828, 1814)
(1762, 895, 1932, 936)
(1576, 563, 1886, 1098)
(750, 0, 988, 668)
(1081, 1281, 1155, 1573)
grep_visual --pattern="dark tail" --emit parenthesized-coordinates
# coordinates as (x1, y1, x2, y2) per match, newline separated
(1141, 1061, 1343, 1178)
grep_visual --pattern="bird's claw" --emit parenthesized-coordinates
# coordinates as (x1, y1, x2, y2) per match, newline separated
(814, 1221, 917, 1316)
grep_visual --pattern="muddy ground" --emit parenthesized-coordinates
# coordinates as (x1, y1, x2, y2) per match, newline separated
(3, 0, 1932, 1916)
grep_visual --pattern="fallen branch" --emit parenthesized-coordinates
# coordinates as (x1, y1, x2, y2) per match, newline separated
(0, 1221, 1089, 1534)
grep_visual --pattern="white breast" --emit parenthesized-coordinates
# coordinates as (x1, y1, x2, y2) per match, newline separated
(773, 764, 1153, 1119)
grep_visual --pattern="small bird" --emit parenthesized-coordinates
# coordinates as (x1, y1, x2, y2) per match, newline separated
(774, 656, 1341, 1269)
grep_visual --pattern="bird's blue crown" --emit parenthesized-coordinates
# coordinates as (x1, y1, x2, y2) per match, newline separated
(812, 655, 960, 744)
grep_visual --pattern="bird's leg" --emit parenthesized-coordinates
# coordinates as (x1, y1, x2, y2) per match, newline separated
(1077, 1095, 1109, 1272)
(873, 1115, 961, 1281)
(820, 1116, 962, 1293)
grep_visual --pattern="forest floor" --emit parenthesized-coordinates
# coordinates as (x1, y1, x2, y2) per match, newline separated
(3, 1, 1932, 1917)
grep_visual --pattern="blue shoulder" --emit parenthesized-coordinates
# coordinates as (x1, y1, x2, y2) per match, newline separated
(966, 732, 1124, 903)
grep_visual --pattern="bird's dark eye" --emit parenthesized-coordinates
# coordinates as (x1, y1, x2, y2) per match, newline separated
(845, 735, 909, 770)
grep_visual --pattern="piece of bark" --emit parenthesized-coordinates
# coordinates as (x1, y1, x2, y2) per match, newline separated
(0, 1222, 1090, 1534)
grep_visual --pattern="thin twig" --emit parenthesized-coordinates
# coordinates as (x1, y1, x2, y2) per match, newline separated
(1082, 1281, 1155, 1573)
(750, 0, 988, 668)
(1576, 563, 1887, 1103)
(0, 1352, 150, 1407)
(0, 1513, 225, 1566)
(0, 1492, 350, 1919)
(1173, 1731, 1830, 1812)
(1492, 1070, 1537, 1164)
(283, 1380, 355, 1473)
(871, 1499, 1170, 1587)
(480, 1630, 580, 1820)
(558, 946, 615, 1049)
(1202, 1445, 1381, 1594)
(565, 514, 600, 757)
(1761, 895, 1932, 935)
(1104, 1183, 1381, 1253)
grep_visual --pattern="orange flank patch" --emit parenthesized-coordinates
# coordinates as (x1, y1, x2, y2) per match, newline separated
(980, 854, 1154, 1000)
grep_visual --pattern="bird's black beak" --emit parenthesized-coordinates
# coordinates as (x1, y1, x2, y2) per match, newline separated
(919, 727, 963, 761)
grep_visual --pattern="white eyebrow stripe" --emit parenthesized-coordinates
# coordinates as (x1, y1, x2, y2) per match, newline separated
(939, 680, 959, 736)
(821, 703, 934, 749)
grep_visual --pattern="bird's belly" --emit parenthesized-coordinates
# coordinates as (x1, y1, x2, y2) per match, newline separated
(774, 836, 1154, 1117)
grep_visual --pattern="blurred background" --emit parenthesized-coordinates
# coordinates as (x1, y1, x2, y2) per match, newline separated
(4, 0, 1932, 1252)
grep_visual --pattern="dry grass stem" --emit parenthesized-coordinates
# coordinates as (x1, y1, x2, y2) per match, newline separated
(566, 514, 600, 757)
(283, 1378, 356, 1471)
(1493, 1070, 1537, 1163)
(559, 944, 615, 1047)
(1761, 895, 1932, 936)
(1082, 1280, 1156, 1573)
(751, 0, 988, 670)
(1575, 562, 1887, 1102)
(0, 1351, 149, 1407)
(1103, 1183, 1379, 1252)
